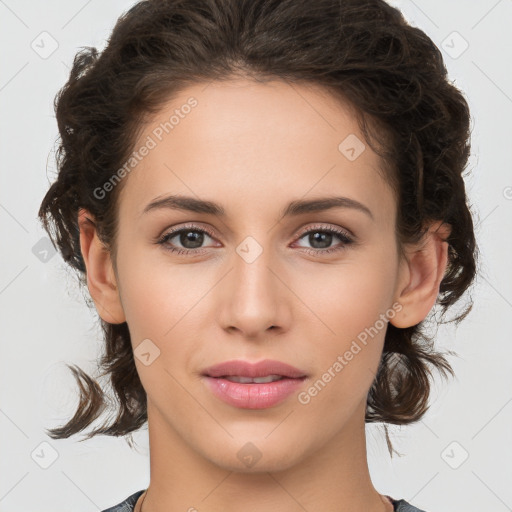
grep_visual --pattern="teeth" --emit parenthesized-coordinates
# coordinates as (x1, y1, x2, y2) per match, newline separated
(223, 374, 284, 384)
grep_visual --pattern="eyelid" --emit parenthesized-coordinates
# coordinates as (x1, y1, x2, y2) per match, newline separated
(294, 222, 354, 240)
(156, 222, 217, 240)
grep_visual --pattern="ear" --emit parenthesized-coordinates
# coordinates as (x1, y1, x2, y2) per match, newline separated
(390, 221, 451, 328)
(78, 208, 126, 324)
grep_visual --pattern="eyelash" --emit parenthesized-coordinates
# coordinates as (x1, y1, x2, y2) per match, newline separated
(155, 223, 355, 256)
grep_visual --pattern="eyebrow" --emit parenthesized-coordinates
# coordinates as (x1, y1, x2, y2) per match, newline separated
(141, 194, 374, 220)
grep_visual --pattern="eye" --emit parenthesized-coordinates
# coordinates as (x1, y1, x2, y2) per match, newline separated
(156, 224, 217, 255)
(293, 224, 355, 255)
(155, 223, 355, 256)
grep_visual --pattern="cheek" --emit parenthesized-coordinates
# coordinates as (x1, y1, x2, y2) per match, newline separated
(289, 250, 398, 401)
(118, 240, 398, 345)
(293, 254, 398, 343)
(116, 244, 204, 338)
(116, 259, 204, 396)
(115, 249, 214, 387)
(294, 271, 394, 418)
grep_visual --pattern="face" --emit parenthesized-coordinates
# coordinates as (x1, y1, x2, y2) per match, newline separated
(111, 79, 406, 472)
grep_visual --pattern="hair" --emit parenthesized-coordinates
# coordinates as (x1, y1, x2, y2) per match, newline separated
(38, 0, 478, 454)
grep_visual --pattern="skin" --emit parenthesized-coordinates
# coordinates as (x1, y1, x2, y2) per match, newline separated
(78, 79, 450, 512)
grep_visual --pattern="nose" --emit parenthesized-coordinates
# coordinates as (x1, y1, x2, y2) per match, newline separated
(217, 242, 291, 339)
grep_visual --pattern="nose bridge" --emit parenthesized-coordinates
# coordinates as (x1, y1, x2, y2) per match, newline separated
(219, 236, 287, 336)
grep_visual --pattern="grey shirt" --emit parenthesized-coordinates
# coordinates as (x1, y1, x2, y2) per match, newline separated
(101, 490, 427, 512)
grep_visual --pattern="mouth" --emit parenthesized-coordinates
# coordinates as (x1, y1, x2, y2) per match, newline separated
(219, 374, 290, 384)
(201, 358, 308, 379)
(201, 359, 308, 409)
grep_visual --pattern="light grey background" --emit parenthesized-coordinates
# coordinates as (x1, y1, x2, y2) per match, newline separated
(1, 1, 511, 511)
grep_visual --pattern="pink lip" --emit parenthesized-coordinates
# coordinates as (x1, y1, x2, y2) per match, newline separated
(201, 359, 307, 379)
(201, 359, 308, 409)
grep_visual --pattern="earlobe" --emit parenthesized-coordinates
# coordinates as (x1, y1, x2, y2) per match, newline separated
(78, 208, 126, 324)
(390, 221, 451, 329)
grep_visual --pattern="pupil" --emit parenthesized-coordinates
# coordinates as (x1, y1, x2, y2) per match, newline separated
(310, 232, 332, 249)
(181, 231, 204, 249)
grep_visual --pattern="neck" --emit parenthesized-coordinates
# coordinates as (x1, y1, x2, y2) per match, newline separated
(137, 398, 391, 512)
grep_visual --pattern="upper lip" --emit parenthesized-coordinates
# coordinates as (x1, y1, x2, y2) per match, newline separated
(202, 359, 307, 379)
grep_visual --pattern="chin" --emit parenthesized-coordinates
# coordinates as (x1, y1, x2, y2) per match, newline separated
(203, 436, 309, 474)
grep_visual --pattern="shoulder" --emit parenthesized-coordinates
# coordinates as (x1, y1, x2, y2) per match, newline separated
(100, 490, 145, 512)
(390, 497, 429, 512)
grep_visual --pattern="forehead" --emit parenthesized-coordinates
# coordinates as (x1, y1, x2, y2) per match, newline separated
(118, 79, 395, 224)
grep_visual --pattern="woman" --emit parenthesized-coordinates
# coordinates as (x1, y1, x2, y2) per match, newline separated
(38, 0, 477, 510)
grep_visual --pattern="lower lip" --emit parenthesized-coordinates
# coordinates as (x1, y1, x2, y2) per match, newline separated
(203, 376, 306, 409)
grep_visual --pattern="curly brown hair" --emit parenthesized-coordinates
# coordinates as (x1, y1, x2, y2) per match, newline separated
(38, 0, 478, 452)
